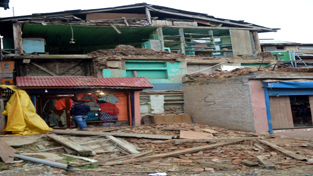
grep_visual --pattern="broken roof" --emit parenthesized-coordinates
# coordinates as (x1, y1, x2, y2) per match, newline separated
(16, 76, 154, 89)
(0, 3, 278, 32)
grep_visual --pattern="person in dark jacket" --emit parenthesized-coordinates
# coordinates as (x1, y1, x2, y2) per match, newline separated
(70, 100, 90, 130)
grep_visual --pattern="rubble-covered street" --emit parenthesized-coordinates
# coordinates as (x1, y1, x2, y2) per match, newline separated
(1, 123, 313, 176)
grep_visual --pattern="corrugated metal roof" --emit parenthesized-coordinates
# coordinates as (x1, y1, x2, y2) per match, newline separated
(16, 76, 153, 89)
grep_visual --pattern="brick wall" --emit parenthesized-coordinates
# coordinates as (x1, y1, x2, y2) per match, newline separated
(183, 76, 256, 132)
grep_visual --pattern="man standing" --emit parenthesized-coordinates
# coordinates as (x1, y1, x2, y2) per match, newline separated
(70, 100, 90, 130)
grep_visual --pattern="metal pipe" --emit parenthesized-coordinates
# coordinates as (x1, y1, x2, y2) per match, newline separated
(14, 154, 74, 170)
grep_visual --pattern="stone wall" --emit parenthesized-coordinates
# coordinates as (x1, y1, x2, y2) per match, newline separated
(183, 76, 256, 132)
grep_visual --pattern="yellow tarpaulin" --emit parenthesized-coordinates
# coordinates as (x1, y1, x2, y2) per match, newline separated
(1, 85, 52, 135)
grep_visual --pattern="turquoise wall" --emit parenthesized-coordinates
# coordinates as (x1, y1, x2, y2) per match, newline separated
(102, 60, 187, 90)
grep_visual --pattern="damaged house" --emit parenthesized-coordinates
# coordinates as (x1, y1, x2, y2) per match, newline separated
(183, 67, 313, 136)
(0, 3, 278, 129)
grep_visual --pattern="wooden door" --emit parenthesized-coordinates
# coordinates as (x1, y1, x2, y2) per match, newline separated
(114, 92, 128, 123)
(269, 96, 294, 129)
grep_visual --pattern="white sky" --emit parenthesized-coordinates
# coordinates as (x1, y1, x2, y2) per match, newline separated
(0, 0, 312, 43)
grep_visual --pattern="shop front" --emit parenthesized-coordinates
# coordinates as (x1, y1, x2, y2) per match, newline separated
(16, 76, 153, 128)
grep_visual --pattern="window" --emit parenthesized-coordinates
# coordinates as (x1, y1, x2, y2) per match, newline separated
(266, 46, 275, 52)
(299, 46, 313, 50)
(125, 61, 168, 79)
(2, 77, 13, 85)
(276, 46, 284, 51)
(1, 61, 14, 70)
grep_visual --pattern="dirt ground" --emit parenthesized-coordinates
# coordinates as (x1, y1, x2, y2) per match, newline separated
(1, 123, 313, 176)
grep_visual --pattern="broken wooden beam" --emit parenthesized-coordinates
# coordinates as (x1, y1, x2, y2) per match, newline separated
(107, 136, 139, 154)
(62, 154, 98, 163)
(241, 160, 259, 167)
(258, 140, 307, 161)
(101, 140, 243, 166)
(39, 146, 64, 152)
(180, 130, 213, 139)
(30, 62, 57, 76)
(256, 155, 276, 169)
(52, 130, 173, 140)
(152, 137, 260, 144)
(199, 161, 235, 170)
(0, 138, 16, 163)
(46, 134, 93, 156)
(101, 150, 153, 163)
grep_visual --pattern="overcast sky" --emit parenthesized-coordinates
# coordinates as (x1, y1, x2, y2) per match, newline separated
(1, 0, 312, 43)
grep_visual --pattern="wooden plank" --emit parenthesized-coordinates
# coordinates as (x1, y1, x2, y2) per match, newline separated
(0, 138, 16, 163)
(102, 151, 153, 163)
(269, 96, 294, 129)
(258, 140, 307, 161)
(46, 134, 93, 156)
(256, 155, 276, 169)
(14, 55, 93, 60)
(202, 129, 218, 134)
(157, 27, 164, 51)
(230, 29, 253, 57)
(180, 130, 213, 139)
(145, 7, 152, 25)
(153, 114, 192, 124)
(199, 162, 235, 170)
(152, 137, 260, 144)
(62, 154, 98, 163)
(107, 136, 139, 154)
(109, 23, 121, 34)
(52, 129, 173, 140)
(241, 160, 259, 167)
(12, 23, 23, 54)
(101, 140, 243, 166)
(39, 146, 64, 152)
(179, 28, 186, 54)
(308, 96, 313, 124)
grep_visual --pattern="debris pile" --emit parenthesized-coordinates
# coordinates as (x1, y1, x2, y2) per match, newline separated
(184, 67, 260, 81)
(1, 123, 313, 175)
(88, 45, 190, 69)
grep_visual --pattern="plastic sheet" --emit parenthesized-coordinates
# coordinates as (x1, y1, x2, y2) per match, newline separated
(1, 85, 52, 135)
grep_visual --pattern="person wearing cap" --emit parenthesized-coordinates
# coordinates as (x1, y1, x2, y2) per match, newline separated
(70, 100, 90, 130)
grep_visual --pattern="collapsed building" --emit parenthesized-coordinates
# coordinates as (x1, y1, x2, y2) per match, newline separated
(0, 3, 279, 131)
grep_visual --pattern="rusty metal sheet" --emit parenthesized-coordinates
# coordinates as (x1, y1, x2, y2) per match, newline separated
(16, 76, 153, 89)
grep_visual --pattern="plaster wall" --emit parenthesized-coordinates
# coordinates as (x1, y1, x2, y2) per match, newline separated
(183, 76, 256, 132)
(250, 80, 269, 133)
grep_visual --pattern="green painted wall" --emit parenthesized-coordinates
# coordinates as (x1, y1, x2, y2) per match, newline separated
(102, 60, 187, 84)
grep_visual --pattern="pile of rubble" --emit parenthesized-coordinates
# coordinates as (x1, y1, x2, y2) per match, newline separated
(88, 45, 190, 69)
(1, 123, 313, 175)
(184, 67, 261, 81)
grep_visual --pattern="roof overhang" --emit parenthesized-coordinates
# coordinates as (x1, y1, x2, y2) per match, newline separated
(16, 76, 154, 90)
